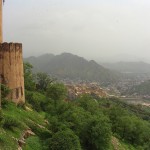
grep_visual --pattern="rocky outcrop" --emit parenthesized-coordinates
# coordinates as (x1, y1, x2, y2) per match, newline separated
(18, 128, 35, 150)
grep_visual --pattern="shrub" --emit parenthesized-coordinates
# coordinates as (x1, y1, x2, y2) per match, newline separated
(48, 129, 81, 150)
(0, 110, 4, 127)
(25, 91, 46, 112)
(1, 84, 11, 98)
(3, 116, 22, 130)
(23, 136, 43, 150)
(1, 98, 10, 108)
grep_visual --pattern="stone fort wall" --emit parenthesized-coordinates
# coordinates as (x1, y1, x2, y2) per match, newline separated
(0, 42, 25, 103)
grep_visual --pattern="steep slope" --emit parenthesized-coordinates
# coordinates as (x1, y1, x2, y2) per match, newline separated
(24, 53, 121, 83)
(0, 102, 47, 150)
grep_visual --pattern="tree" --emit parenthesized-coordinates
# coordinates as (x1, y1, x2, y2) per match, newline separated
(108, 106, 128, 133)
(46, 83, 67, 108)
(75, 94, 100, 115)
(48, 129, 81, 150)
(25, 91, 46, 112)
(59, 105, 91, 136)
(82, 115, 111, 150)
(59, 100, 111, 150)
(24, 63, 36, 91)
(35, 72, 56, 91)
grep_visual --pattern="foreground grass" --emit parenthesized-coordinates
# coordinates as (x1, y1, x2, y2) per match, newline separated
(0, 102, 46, 150)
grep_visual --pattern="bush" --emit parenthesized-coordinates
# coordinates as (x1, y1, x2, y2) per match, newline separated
(25, 91, 46, 112)
(3, 116, 22, 130)
(1, 84, 11, 98)
(1, 98, 10, 108)
(80, 115, 111, 150)
(46, 83, 67, 108)
(23, 136, 43, 150)
(17, 101, 26, 109)
(47, 129, 81, 150)
(0, 110, 4, 127)
(108, 106, 150, 148)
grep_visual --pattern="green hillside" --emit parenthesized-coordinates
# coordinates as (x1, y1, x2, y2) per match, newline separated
(0, 98, 141, 150)
(0, 63, 150, 150)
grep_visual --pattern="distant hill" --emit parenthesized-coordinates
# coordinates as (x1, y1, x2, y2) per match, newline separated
(102, 61, 150, 74)
(24, 53, 55, 71)
(24, 53, 121, 83)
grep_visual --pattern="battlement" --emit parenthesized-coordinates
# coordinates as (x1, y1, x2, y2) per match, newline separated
(0, 42, 22, 51)
(0, 42, 25, 103)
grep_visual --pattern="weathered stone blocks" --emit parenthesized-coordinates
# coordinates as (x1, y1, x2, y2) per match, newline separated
(0, 42, 25, 103)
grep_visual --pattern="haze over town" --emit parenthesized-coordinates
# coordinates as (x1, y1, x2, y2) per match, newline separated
(3, 0, 150, 62)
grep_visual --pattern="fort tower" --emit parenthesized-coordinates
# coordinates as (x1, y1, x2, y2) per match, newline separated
(0, 0, 25, 103)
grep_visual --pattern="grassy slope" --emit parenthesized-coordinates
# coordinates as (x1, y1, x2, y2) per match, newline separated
(0, 102, 46, 150)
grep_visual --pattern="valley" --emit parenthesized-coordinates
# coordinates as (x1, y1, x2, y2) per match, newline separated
(24, 53, 150, 109)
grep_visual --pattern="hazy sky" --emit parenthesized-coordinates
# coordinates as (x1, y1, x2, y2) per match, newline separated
(3, 0, 150, 62)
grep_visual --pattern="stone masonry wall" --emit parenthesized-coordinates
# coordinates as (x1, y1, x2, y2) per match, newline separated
(0, 42, 25, 103)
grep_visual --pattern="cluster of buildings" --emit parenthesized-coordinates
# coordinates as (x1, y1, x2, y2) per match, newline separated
(65, 82, 108, 100)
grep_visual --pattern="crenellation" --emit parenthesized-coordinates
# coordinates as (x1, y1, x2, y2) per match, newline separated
(9, 43, 15, 51)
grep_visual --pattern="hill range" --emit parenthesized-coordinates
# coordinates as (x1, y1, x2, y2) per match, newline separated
(24, 53, 121, 84)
